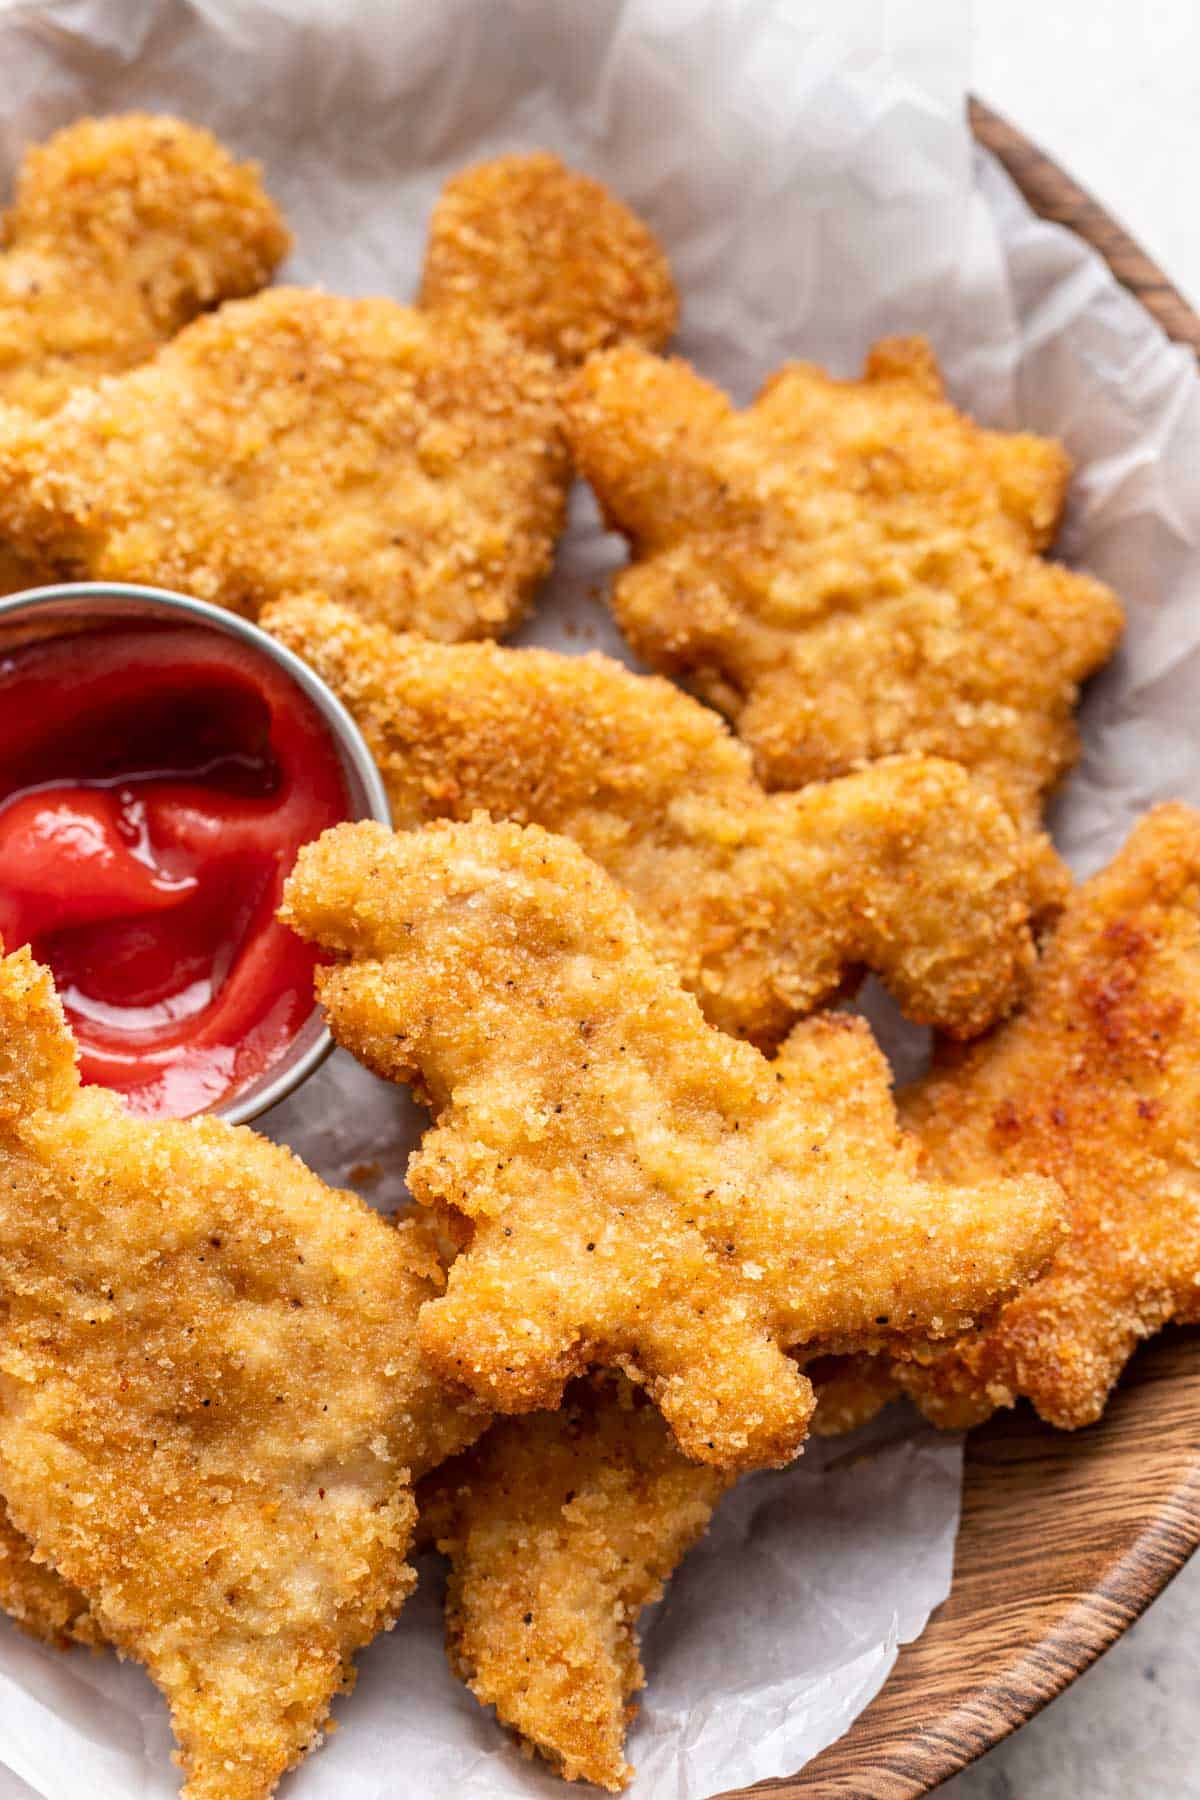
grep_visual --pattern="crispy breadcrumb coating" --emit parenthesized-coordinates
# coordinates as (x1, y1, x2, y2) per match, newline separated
(0, 946, 483, 1800)
(421, 1376, 729, 1791)
(419, 1337, 891, 1788)
(894, 805, 1200, 1430)
(0, 1498, 99, 1648)
(0, 112, 287, 596)
(0, 113, 289, 418)
(409, 1032, 889, 1784)
(773, 1015, 914, 1437)
(0, 153, 675, 637)
(0, 545, 40, 602)
(412, 1032, 898, 1795)
(562, 336, 1124, 821)
(420, 153, 677, 366)
(806, 1356, 900, 1436)
(282, 816, 1065, 1471)
(405, 1037, 934, 1797)
(0, 290, 566, 637)
(264, 593, 1060, 1044)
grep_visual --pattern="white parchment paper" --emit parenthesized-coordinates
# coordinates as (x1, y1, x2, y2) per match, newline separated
(0, 0, 1197, 1795)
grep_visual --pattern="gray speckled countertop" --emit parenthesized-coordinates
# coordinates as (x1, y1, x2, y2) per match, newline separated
(941, 1549, 1200, 1797)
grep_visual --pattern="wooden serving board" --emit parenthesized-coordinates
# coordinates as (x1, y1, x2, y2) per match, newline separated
(728, 101, 1200, 1800)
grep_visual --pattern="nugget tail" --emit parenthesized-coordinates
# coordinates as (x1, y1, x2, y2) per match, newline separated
(421, 1379, 730, 1791)
(791, 754, 1054, 1039)
(0, 946, 78, 1123)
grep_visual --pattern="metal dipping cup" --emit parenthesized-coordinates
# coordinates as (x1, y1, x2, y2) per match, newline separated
(0, 581, 392, 1126)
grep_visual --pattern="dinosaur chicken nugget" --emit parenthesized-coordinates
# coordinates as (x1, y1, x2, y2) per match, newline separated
(0, 947, 483, 1800)
(0, 155, 675, 638)
(562, 337, 1123, 824)
(896, 805, 1200, 1430)
(282, 815, 1066, 1471)
(264, 592, 1062, 1047)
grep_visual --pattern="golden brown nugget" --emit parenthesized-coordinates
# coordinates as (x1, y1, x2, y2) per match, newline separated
(413, 1032, 895, 1785)
(0, 289, 567, 636)
(0, 113, 289, 418)
(422, 1377, 729, 1791)
(0, 545, 39, 598)
(0, 1498, 98, 1649)
(264, 593, 1058, 1044)
(0, 155, 675, 637)
(420, 152, 677, 365)
(0, 113, 288, 595)
(777, 1017, 905, 1436)
(282, 816, 1065, 1471)
(805, 1356, 900, 1435)
(0, 947, 483, 1800)
(895, 806, 1200, 1430)
(420, 1343, 893, 1788)
(562, 337, 1124, 821)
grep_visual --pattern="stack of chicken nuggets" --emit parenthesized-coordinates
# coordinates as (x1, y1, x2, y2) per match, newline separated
(0, 104, 1195, 1800)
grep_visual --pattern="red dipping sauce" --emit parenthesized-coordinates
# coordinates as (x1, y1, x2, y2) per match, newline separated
(0, 623, 350, 1118)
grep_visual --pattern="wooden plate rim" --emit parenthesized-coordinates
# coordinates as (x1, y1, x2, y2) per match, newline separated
(724, 99, 1200, 1800)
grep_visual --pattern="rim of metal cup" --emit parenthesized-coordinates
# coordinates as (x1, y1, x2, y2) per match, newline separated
(0, 581, 391, 1126)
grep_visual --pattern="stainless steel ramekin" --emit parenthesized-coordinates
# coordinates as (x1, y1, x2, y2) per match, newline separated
(0, 581, 391, 1125)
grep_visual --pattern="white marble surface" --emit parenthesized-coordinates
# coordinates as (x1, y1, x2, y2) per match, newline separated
(945, 16, 1200, 1798)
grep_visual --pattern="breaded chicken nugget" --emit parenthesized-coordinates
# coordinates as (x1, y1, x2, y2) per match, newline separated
(419, 1338, 895, 1790)
(774, 1015, 916, 1435)
(804, 1356, 899, 1435)
(411, 1030, 875, 1789)
(0, 290, 567, 637)
(0, 946, 483, 1800)
(282, 816, 1065, 1471)
(264, 593, 1060, 1044)
(893, 805, 1200, 1430)
(420, 152, 677, 364)
(562, 337, 1123, 822)
(0, 155, 675, 637)
(422, 1376, 729, 1792)
(0, 1497, 99, 1648)
(414, 1032, 896, 1786)
(0, 113, 288, 596)
(0, 113, 289, 418)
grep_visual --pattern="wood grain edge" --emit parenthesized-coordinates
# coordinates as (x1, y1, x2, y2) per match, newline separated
(744, 1329, 1200, 1799)
(720, 103, 1200, 1800)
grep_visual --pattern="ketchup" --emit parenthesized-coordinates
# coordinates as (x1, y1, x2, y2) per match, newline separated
(0, 624, 350, 1118)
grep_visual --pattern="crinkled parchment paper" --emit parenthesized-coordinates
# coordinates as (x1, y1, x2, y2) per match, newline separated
(0, 0, 1197, 1794)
